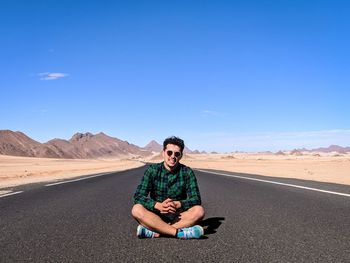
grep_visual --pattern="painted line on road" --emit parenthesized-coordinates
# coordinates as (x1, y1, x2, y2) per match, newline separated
(0, 191, 23, 198)
(196, 169, 350, 198)
(45, 172, 113, 187)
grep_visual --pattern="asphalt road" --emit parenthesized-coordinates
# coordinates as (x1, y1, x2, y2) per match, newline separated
(1, 165, 349, 262)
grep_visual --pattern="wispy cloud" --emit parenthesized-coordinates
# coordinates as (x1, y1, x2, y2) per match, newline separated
(38, 72, 69, 80)
(201, 110, 220, 117)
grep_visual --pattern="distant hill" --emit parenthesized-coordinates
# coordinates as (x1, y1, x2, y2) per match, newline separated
(275, 145, 350, 154)
(310, 145, 350, 153)
(275, 150, 285, 156)
(144, 139, 193, 153)
(0, 130, 152, 159)
(290, 149, 303, 156)
(144, 140, 163, 152)
(183, 146, 193, 154)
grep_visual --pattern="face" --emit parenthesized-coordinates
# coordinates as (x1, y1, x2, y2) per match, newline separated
(162, 143, 182, 171)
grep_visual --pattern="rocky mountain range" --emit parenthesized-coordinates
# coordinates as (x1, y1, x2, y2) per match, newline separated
(286, 145, 350, 154)
(0, 130, 151, 159)
(1, 130, 348, 158)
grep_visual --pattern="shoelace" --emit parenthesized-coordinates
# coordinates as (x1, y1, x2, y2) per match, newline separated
(182, 227, 196, 238)
(144, 228, 155, 238)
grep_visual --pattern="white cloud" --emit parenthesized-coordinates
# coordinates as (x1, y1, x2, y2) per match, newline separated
(38, 72, 68, 80)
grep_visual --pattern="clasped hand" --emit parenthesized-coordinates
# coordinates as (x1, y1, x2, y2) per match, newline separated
(155, 198, 180, 214)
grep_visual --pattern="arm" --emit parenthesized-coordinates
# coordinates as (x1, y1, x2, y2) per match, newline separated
(179, 168, 201, 211)
(133, 168, 157, 212)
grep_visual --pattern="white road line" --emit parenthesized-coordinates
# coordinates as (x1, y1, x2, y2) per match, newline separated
(0, 191, 23, 198)
(45, 172, 113, 187)
(196, 169, 350, 198)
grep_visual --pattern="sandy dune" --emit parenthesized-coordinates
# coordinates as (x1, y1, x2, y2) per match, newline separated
(1, 152, 350, 194)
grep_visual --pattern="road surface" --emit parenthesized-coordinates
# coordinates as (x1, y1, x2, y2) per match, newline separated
(1, 165, 349, 262)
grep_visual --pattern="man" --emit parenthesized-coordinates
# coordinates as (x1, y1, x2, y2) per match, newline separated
(131, 136, 205, 239)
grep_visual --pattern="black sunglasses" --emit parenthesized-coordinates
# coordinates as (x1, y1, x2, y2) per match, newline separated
(166, 150, 182, 158)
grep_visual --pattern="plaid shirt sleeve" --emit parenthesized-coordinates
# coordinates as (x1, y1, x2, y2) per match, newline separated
(180, 168, 201, 211)
(133, 167, 157, 212)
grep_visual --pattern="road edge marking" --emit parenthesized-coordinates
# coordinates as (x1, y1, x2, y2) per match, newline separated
(0, 191, 23, 198)
(196, 169, 350, 198)
(45, 172, 114, 187)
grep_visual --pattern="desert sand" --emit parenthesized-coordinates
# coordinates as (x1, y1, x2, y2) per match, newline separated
(0, 155, 144, 193)
(1, 152, 350, 196)
(185, 153, 350, 185)
(156, 152, 350, 185)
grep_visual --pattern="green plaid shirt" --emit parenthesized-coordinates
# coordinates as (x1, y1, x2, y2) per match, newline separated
(133, 162, 201, 212)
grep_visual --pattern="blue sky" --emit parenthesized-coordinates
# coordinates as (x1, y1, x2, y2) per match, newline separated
(1, 0, 349, 152)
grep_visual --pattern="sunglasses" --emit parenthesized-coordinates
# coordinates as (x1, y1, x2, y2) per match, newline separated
(166, 150, 182, 158)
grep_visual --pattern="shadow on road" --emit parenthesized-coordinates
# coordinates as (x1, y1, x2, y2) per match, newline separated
(199, 217, 225, 235)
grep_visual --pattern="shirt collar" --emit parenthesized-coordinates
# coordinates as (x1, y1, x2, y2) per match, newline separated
(161, 161, 181, 174)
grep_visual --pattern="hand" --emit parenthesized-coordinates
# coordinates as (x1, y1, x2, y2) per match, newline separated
(173, 201, 181, 210)
(155, 198, 177, 214)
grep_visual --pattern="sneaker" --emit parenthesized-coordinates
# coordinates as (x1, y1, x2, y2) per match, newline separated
(177, 225, 204, 239)
(136, 225, 159, 238)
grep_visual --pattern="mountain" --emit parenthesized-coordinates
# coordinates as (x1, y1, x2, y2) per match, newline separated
(0, 130, 61, 158)
(144, 139, 193, 153)
(45, 138, 81, 158)
(144, 140, 163, 152)
(0, 130, 152, 159)
(183, 146, 193, 154)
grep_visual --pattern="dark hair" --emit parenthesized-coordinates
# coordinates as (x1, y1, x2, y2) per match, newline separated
(163, 136, 185, 153)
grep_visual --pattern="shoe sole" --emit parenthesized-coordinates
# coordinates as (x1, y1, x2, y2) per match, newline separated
(195, 225, 204, 238)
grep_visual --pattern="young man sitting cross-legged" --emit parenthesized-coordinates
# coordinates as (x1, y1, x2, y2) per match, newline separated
(131, 136, 205, 239)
